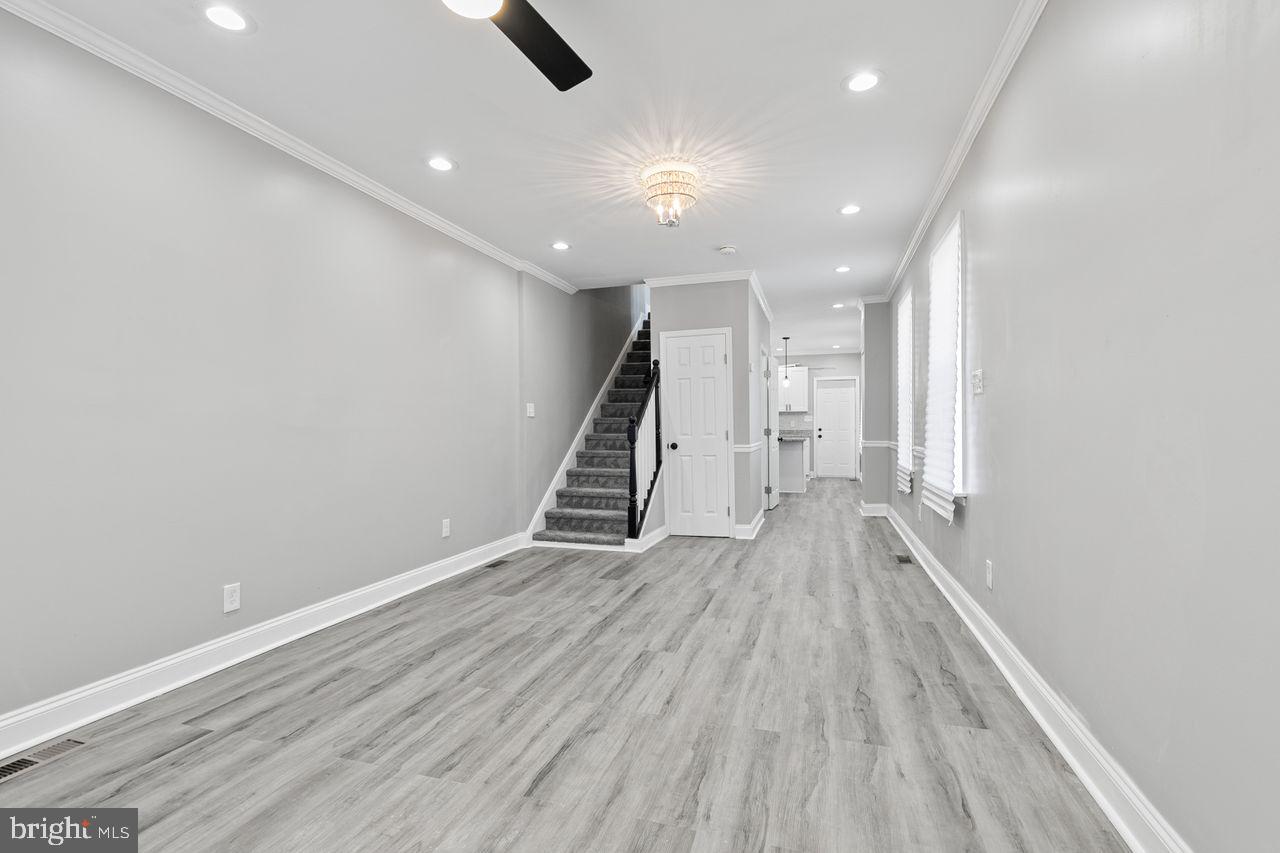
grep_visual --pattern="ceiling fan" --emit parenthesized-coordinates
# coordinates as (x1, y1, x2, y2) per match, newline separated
(442, 0, 593, 92)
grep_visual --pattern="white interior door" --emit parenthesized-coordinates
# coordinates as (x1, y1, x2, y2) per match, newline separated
(815, 380, 856, 478)
(663, 331, 731, 537)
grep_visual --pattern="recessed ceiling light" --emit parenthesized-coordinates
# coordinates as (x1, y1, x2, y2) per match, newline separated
(840, 204, 861, 216)
(204, 5, 248, 31)
(835, 266, 851, 273)
(844, 71, 881, 93)
(832, 303, 845, 309)
(441, 0, 504, 18)
(832, 345, 842, 349)
(427, 156, 455, 172)
(551, 241, 571, 251)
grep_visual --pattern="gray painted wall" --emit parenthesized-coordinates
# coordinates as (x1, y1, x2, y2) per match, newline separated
(860, 303, 891, 505)
(0, 14, 633, 716)
(884, 0, 1279, 849)
(517, 278, 638, 523)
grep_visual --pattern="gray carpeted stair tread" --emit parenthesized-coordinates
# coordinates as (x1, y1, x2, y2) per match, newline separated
(545, 507, 628, 521)
(557, 486, 628, 498)
(532, 529, 626, 546)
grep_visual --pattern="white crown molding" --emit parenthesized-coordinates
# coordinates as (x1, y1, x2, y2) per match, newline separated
(883, 0, 1049, 300)
(0, 0, 577, 296)
(643, 269, 773, 324)
(747, 271, 774, 324)
(885, 508, 1192, 853)
(644, 270, 756, 288)
(858, 295, 892, 308)
(0, 531, 526, 761)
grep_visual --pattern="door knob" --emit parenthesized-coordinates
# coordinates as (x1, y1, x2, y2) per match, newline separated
(669, 442, 679, 450)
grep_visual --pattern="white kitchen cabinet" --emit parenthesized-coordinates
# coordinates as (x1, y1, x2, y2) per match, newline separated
(778, 366, 809, 412)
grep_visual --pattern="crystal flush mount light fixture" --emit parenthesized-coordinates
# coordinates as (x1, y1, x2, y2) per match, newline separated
(641, 161, 700, 227)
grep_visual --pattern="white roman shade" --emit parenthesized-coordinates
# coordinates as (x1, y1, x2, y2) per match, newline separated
(922, 216, 965, 522)
(895, 292, 913, 494)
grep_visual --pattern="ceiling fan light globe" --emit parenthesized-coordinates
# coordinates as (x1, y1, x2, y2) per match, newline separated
(442, 0, 503, 19)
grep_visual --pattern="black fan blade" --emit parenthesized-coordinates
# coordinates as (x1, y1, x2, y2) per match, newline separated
(490, 0, 592, 92)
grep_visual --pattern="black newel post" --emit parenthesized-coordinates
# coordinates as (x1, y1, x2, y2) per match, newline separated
(652, 360, 661, 474)
(627, 415, 639, 539)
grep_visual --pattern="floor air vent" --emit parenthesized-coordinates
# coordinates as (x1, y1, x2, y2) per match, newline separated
(895, 554, 914, 565)
(29, 739, 85, 761)
(0, 739, 85, 784)
(485, 559, 510, 568)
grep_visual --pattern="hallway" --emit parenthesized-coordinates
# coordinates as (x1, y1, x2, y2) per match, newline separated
(1, 481, 1124, 851)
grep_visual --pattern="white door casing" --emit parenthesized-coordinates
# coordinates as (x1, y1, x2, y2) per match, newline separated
(815, 378, 858, 479)
(662, 329, 733, 537)
(766, 352, 780, 510)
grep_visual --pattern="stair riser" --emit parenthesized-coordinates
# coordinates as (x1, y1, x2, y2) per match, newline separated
(585, 435, 629, 451)
(594, 419, 628, 434)
(546, 517, 628, 535)
(577, 453, 629, 470)
(568, 472, 629, 489)
(608, 390, 646, 404)
(614, 375, 647, 390)
(620, 363, 650, 376)
(625, 352, 651, 364)
(533, 531, 625, 546)
(636, 329, 650, 340)
(556, 493, 629, 511)
(600, 403, 640, 419)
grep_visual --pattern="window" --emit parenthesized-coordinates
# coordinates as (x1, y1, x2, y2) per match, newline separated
(895, 291, 913, 493)
(922, 214, 965, 522)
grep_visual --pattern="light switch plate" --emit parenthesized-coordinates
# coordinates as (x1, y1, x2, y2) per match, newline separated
(985, 560, 994, 590)
(526, 403, 536, 418)
(442, 518, 451, 538)
(972, 369, 985, 395)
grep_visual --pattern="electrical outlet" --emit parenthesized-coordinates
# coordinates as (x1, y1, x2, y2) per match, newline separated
(526, 403, 536, 418)
(972, 369, 985, 395)
(985, 560, 994, 590)
(442, 518, 451, 538)
(223, 583, 241, 614)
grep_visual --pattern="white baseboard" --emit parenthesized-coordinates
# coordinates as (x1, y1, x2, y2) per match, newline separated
(859, 501, 890, 517)
(626, 525, 668, 553)
(525, 315, 647, 538)
(884, 509, 1191, 853)
(0, 533, 526, 763)
(733, 509, 765, 540)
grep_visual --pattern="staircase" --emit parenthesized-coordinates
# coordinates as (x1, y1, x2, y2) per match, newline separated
(533, 316, 656, 547)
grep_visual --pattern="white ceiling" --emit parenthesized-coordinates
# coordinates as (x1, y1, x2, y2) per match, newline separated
(31, 0, 1020, 353)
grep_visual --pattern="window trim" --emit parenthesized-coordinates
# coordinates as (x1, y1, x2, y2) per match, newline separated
(921, 211, 967, 520)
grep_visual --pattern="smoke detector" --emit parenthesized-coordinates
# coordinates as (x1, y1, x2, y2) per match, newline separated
(718, 245, 738, 256)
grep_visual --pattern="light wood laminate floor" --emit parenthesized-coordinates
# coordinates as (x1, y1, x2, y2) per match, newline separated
(0, 480, 1126, 851)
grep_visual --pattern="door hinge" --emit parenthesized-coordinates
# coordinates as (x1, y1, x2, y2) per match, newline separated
(723, 353, 728, 364)
(725, 430, 729, 440)
(764, 427, 772, 437)
(764, 485, 773, 495)
(727, 506, 731, 516)
(763, 369, 771, 379)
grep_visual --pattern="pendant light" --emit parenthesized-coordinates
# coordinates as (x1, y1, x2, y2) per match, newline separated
(782, 337, 791, 388)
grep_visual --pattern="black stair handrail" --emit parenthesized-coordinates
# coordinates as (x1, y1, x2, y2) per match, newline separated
(627, 358, 662, 539)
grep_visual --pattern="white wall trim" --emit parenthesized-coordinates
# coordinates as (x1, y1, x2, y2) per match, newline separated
(525, 315, 647, 536)
(0, 0, 576, 297)
(859, 502, 890, 517)
(883, 0, 1050, 300)
(884, 508, 1192, 853)
(861, 440, 892, 449)
(790, 350, 863, 357)
(0, 532, 527, 762)
(733, 508, 765, 540)
(733, 442, 763, 453)
(625, 524, 669, 554)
